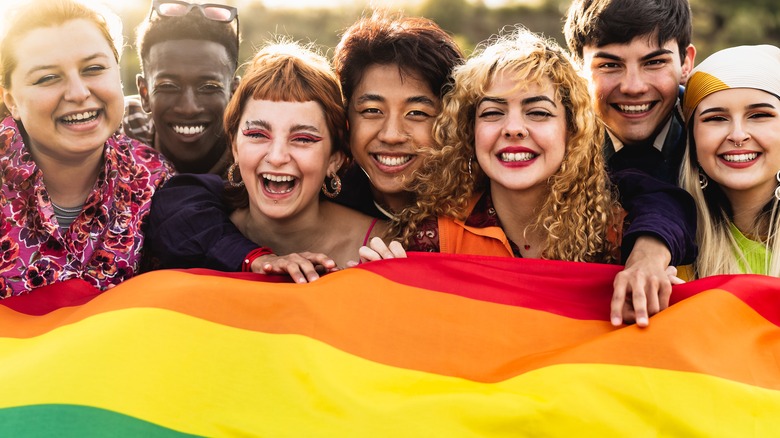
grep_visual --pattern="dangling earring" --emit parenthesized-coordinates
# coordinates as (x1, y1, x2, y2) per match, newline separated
(775, 170, 780, 201)
(227, 162, 244, 188)
(698, 168, 709, 190)
(468, 157, 473, 176)
(321, 173, 342, 198)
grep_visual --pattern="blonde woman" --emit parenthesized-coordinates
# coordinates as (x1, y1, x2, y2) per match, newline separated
(0, 0, 171, 296)
(680, 45, 780, 278)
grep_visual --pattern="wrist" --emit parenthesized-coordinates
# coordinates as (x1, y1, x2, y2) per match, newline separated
(242, 247, 274, 272)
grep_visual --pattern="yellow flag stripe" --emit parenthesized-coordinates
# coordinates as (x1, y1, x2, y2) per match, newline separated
(1, 308, 778, 436)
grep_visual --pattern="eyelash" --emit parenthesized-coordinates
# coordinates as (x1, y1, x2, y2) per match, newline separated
(241, 129, 322, 144)
(292, 134, 322, 143)
(241, 128, 270, 138)
(702, 112, 774, 122)
(33, 75, 57, 85)
(528, 110, 553, 118)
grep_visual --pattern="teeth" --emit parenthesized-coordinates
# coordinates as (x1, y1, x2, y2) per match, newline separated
(262, 174, 294, 182)
(172, 125, 206, 135)
(375, 154, 412, 166)
(262, 174, 295, 194)
(722, 153, 758, 163)
(62, 111, 98, 122)
(617, 103, 651, 113)
(500, 152, 535, 162)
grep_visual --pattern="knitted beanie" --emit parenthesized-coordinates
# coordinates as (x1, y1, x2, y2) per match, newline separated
(682, 45, 780, 122)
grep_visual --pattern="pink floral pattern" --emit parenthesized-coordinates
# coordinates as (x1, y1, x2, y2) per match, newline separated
(0, 116, 172, 297)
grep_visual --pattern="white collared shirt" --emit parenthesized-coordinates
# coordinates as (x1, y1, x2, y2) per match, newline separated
(608, 117, 672, 153)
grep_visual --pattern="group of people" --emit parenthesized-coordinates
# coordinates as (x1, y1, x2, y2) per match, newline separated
(0, 0, 777, 328)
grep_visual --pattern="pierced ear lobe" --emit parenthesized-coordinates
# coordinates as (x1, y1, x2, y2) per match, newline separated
(329, 151, 346, 174)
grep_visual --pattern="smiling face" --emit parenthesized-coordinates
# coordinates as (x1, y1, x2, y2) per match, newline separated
(233, 99, 343, 220)
(347, 64, 440, 211)
(138, 39, 235, 172)
(693, 88, 780, 207)
(2, 19, 123, 163)
(581, 36, 694, 147)
(474, 72, 568, 198)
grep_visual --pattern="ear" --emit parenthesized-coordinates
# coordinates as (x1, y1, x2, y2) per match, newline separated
(230, 76, 240, 95)
(679, 44, 696, 85)
(231, 136, 239, 162)
(2, 87, 19, 119)
(136, 74, 152, 113)
(327, 150, 346, 176)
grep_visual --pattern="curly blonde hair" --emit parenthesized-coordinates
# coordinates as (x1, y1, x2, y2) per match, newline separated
(393, 27, 619, 263)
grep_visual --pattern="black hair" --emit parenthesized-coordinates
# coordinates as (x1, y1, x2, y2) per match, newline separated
(136, 9, 239, 72)
(333, 11, 464, 103)
(564, 0, 692, 62)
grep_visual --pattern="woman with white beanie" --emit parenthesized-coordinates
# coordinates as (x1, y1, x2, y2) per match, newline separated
(680, 44, 780, 277)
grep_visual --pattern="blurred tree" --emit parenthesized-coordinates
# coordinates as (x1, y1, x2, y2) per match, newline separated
(116, 0, 780, 95)
(691, 0, 780, 60)
(419, 0, 470, 33)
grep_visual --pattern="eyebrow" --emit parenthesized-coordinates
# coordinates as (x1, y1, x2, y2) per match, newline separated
(407, 95, 437, 107)
(355, 94, 384, 105)
(154, 73, 226, 81)
(289, 123, 321, 134)
(592, 48, 673, 62)
(478, 95, 557, 107)
(25, 53, 110, 77)
(699, 102, 777, 116)
(244, 120, 321, 134)
(244, 120, 270, 130)
(355, 93, 436, 107)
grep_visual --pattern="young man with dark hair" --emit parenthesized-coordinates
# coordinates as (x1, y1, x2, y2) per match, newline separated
(124, 1, 240, 175)
(564, 0, 698, 325)
(564, 0, 696, 183)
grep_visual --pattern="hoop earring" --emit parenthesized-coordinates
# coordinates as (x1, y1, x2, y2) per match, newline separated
(321, 173, 342, 198)
(227, 162, 244, 188)
(775, 170, 780, 201)
(698, 168, 708, 190)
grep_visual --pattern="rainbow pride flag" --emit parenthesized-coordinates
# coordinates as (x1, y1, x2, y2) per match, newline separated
(1, 253, 778, 436)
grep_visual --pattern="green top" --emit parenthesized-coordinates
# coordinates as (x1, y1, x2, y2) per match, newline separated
(730, 222, 771, 275)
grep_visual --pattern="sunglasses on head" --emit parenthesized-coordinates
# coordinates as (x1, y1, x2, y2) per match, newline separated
(150, 0, 237, 22)
(149, 1, 239, 49)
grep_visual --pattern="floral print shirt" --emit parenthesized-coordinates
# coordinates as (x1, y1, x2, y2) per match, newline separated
(0, 116, 172, 297)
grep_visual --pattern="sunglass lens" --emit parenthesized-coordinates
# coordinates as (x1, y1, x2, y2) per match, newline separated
(202, 6, 233, 22)
(157, 3, 189, 16)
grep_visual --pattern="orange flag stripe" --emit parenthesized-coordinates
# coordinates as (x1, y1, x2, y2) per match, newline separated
(1, 268, 779, 389)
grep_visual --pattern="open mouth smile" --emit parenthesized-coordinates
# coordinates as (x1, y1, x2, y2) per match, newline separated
(613, 103, 656, 114)
(499, 151, 537, 162)
(60, 110, 99, 124)
(372, 154, 414, 167)
(721, 152, 759, 163)
(171, 124, 207, 136)
(262, 173, 297, 194)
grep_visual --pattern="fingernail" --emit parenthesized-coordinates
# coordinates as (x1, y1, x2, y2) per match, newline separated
(637, 317, 649, 326)
(611, 316, 622, 326)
